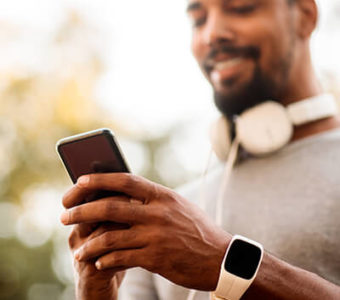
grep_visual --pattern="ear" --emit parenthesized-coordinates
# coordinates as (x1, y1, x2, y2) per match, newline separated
(295, 0, 318, 39)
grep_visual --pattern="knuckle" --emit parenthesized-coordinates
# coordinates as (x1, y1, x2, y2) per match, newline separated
(150, 182, 162, 198)
(77, 174, 94, 190)
(113, 252, 124, 266)
(161, 207, 173, 224)
(162, 189, 178, 204)
(121, 173, 137, 190)
(80, 242, 88, 256)
(69, 207, 81, 223)
(129, 202, 140, 220)
(68, 230, 77, 249)
(150, 227, 164, 244)
(86, 174, 94, 186)
(104, 201, 115, 219)
(151, 206, 172, 225)
(102, 232, 116, 248)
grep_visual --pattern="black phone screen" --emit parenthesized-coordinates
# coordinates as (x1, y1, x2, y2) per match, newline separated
(58, 131, 129, 184)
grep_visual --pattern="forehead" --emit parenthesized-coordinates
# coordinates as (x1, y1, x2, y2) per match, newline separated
(186, 0, 246, 12)
(186, 0, 284, 8)
(187, 0, 243, 6)
(186, 0, 287, 13)
(186, 0, 221, 8)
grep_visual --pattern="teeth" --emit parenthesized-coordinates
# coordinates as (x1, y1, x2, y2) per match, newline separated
(211, 71, 221, 84)
(214, 58, 242, 71)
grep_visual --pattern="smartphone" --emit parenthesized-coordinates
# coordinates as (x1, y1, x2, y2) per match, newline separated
(56, 128, 130, 200)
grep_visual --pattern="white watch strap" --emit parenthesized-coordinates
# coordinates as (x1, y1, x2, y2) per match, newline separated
(213, 235, 263, 300)
(214, 272, 252, 300)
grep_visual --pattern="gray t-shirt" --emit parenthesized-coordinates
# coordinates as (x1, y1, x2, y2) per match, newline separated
(120, 129, 340, 300)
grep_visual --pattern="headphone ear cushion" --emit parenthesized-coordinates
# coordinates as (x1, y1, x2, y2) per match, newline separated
(210, 116, 232, 161)
(236, 101, 293, 156)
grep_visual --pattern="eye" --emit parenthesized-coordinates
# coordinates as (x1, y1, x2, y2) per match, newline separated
(191, 16, 206, 28)
(187, 3, 207, 29)
(188, 10, 207, 29)
(230, 5, 256, 14)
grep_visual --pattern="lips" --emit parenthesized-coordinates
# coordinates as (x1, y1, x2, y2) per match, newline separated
(213, 57, 243, 71)
(203, 45, 260, 85)
(209, 57, 244, 86)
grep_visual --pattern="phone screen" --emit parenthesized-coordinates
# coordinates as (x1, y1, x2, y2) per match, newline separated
(58, 130, 130, 184)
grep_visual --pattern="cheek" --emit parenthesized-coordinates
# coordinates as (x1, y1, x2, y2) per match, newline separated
(191, 34, 206, 66)
(246, 15, 294, 74)
(257, 29, 292, 77)
(191, 35, 211, 79)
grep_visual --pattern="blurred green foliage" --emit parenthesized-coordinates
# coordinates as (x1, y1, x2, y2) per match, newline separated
(0, 239, 58, 300)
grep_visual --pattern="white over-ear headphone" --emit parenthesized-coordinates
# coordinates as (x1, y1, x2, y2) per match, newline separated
(210, 94, 339, 160)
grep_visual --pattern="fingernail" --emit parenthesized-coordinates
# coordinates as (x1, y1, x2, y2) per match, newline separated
(60, 211, 69, 225)
(77, 176, 89, 186)
(95, 260, 102, 270)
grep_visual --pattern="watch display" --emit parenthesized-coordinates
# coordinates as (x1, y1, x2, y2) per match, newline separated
(224, 239, 262, 280)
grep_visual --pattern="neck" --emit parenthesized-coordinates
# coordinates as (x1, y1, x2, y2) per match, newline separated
(280, 58, 322, 106)
(279, 48, 340, 141)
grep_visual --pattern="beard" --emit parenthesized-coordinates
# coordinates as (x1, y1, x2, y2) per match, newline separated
(213, 66, 281, 118)
(209, 45, 293, 118)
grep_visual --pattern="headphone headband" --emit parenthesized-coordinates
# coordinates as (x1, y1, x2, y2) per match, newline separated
(287, 94, 338, 126)
(210, 94, 339, 160)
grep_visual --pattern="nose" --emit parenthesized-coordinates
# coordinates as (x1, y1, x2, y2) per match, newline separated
(203, 10, 236, 47)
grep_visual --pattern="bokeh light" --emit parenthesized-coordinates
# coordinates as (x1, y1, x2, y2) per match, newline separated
(0, 202, 21, 238)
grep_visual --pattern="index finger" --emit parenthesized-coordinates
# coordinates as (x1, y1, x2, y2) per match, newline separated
(62, 180, 132, 209)
(77, 173, 158, 201)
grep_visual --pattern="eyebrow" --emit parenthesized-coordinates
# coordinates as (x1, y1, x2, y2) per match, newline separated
(186, 1, 202, 13)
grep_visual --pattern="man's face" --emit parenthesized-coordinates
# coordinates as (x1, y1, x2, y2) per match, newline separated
(187, 0, 297, 117)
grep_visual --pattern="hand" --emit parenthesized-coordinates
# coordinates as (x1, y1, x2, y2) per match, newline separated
(61, 173, 231, 290)
(63, 185, 128, 300)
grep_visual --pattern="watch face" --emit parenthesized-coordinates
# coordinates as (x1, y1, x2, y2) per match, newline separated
(224, 239, 262, 280)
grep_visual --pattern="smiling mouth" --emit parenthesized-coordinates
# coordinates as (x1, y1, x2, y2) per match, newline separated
(213, 57, 243, 71)
(209, 57, 244, 84)
(204, 44, 260, 79)
(205, 56, 244, 75)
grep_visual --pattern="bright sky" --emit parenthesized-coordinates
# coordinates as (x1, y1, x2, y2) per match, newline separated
(0, 0, 340, 136)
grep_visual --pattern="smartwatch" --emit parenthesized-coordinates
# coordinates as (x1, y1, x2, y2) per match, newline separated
(211, 235, 264, 300)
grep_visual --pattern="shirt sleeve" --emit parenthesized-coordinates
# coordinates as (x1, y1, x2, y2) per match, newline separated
(119, 267, 159, 300)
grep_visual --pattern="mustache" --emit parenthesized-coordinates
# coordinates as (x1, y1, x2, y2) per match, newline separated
(204, 44, 260, 69)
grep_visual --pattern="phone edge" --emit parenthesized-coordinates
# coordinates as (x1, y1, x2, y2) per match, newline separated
(55, 128, 131, 184)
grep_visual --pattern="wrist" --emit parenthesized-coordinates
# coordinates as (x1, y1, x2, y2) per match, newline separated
(76, 273, 118, 300)
(207, 231, 233, 291)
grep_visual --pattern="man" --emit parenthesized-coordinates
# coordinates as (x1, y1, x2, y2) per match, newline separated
(61, 0, 340, 299)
